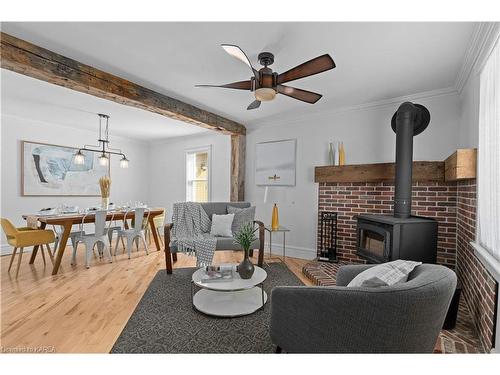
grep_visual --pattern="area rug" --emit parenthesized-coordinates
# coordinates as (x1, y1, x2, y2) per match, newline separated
(111, 263, 303, 353)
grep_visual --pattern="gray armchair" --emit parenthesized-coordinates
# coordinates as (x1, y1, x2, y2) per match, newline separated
(270, 263, 456, 353)
(164, 202, 264, 273)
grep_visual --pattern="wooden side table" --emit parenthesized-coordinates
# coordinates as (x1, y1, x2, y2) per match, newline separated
(264, 225, 290, 260)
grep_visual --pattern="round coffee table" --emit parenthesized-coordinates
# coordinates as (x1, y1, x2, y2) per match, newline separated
(191, 266, 268, 317)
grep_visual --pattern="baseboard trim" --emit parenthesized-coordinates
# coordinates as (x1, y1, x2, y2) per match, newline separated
(1, 244, 35, 256)
(263, 242, 316, 260)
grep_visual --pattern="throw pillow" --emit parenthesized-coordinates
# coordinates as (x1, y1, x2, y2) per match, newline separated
(210, 214, 235, 237)
(227, 205, 256, 234)
(347, 259, 422, 288)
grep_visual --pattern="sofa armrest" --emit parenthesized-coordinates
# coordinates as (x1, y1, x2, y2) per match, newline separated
(164, 223, 174, 274)
(335, 264, 374, 286)
(254, 220, 265, 267)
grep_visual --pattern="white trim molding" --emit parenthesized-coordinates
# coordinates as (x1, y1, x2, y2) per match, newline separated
(471, 242, 500, 282)
(264, 242, 316, 260)
(248, 86, 458, 129)
(455, 22, 500, 94)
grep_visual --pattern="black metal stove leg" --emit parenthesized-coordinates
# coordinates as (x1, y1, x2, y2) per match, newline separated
(275, 345, 282, 353)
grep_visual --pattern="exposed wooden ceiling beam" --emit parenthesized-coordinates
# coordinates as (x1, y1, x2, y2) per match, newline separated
(0, 32, 246, 136)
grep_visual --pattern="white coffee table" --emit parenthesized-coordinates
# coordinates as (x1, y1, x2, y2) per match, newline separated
(191, 266, 268, 317)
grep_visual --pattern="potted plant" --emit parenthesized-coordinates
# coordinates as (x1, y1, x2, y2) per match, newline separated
(233, 222, 257, 279)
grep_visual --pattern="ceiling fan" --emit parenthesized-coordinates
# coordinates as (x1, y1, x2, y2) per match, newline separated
(196, 44, 336, 110)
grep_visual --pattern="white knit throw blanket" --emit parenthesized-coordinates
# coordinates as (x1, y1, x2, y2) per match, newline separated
(171, 202, 217, 267)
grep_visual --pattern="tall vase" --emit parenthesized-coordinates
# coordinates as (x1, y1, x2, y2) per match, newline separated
(238, 248, 255, 279)
(271, 203, 279, 230)
(328, 142, 336, 165)
(339, 142, 346, 166)
(101, 197, 109, 209)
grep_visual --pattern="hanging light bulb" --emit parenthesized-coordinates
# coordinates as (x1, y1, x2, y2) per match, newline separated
(98, 153, 109, 166)
(120, 156, 129, 168)
(74, 150, 85, 165)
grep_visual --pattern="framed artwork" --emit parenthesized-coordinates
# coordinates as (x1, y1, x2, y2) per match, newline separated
(21, 140, 110, 196)
(255, 139, 296, 186)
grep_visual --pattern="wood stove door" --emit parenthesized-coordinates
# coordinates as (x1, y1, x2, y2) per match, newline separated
(356, 222, 391, 263)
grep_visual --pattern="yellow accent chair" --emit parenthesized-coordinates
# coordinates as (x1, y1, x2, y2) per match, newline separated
(1, 218, 56, 278)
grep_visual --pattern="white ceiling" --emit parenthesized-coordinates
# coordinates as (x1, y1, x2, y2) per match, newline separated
(1, 70, 208, 141)
(1, 22, 477, 134)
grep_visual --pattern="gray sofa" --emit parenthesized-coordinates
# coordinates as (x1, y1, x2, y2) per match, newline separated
(163, 202, 264, 273)
(270, 263, 457, 353)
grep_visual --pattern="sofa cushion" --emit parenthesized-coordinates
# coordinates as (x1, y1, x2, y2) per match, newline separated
(347, 259, 422, 288)
(210, 214, 234, 237)
(227, 205, 256, 234)
(200, 202, 250, 219)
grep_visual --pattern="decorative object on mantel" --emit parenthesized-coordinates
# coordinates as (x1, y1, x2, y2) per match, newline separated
(318, 211, 338, 263)
(99, 176, 111, 209)
(264, 186, 280, 230)
(328, 142, 336, 165)
(233, 222, 256, 279)
(255, 139, 296, 186)
(338, 141, 345, 166)
(22, 140, 109, 196)
(73, 114, 129, 169)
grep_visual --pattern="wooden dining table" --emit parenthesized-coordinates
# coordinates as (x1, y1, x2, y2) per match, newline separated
(23, 208, 165, 275)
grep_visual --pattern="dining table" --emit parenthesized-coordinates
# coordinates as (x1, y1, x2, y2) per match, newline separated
(22, 208, 165, 275)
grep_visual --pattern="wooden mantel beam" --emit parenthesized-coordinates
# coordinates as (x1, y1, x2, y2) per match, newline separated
(0, 32, 246, 136)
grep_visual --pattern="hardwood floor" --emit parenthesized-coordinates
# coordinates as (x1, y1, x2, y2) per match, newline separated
(0, 240, 311, 353)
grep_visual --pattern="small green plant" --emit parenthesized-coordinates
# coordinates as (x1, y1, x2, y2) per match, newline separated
(233, 222, 257, 251)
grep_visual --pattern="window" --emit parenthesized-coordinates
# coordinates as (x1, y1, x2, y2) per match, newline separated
(477, 38, 500, 262)
(185, 147, 211, 202)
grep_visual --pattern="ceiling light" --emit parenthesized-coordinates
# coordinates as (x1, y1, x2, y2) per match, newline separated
(98, 153, 109, 166)
(254, 88, 276, 102)
(74, 114, 130, 170)
(120, 156, 129, 169)
(74, 150, 85, 165)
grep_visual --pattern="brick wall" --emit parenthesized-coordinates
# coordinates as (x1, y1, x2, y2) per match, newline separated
(317, 178, 498, 351)
(456, 179, 498, 350)
(317, 181, 458, 267)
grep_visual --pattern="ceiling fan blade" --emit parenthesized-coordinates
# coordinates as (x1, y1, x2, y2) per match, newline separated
(195, 80, 252, 90)
(277, 85, 322, 104)
(221, 44, 258, 76)
(247, 100, 261, 110)
(277, 54, 335, 84)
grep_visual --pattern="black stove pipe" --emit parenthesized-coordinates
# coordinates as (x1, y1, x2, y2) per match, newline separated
(392, 102, 430, 219)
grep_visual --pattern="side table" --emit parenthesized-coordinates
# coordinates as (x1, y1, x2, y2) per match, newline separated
(264, 225, 290, 261)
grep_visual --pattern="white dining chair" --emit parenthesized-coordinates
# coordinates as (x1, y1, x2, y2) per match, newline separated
(71, 210, 113, 269)
(114, 208, 150, 259)
(53, 226, 85, 253)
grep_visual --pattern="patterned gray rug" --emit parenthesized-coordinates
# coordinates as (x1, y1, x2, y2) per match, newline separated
(111, 263, 304, 353)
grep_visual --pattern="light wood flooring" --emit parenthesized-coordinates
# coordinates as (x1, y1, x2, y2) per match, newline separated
(0, 239, 310, 353)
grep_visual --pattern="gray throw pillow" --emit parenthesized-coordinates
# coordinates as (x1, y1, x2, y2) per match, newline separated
(347, 259, 422, 288)
(227, 205, 256, 235)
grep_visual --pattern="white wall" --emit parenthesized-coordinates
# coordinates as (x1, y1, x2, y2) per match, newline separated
(245, 93, 461, 259)
(0, 114, 150, 253)
(148, 131, 231, 222)
(458, 74, 480, 148)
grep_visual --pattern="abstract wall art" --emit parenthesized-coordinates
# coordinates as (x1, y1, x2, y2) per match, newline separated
(21, 140, 109, 196)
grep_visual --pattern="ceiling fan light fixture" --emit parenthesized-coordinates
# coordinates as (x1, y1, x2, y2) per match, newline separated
(254, 87, 276, 102)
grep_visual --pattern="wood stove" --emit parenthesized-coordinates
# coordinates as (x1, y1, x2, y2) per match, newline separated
(356, 102, 438, 264)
